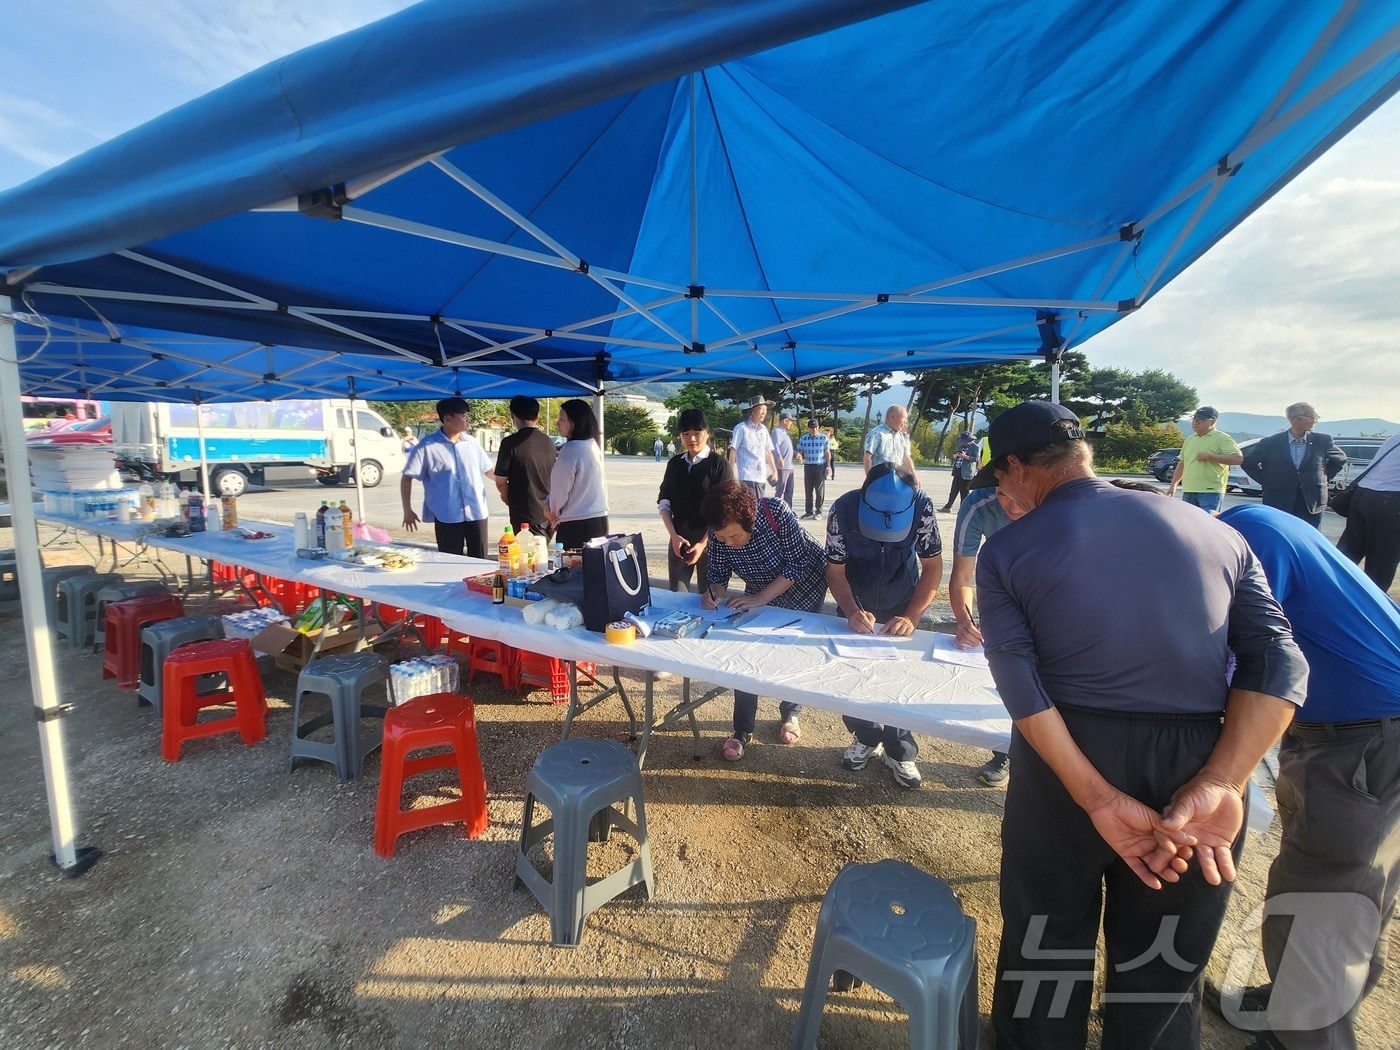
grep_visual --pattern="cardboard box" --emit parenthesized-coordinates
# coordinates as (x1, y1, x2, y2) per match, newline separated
(250, 620, 378, 673)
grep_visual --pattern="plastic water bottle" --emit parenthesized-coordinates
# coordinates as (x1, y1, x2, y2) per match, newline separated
(552, 542, 564, 572)
(207, 497, 222, 532)
(138, 482, 155, 521)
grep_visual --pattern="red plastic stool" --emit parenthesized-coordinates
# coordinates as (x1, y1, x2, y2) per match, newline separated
(374, 692, 489, 857)
(515, 652, 598, 705)
(376, 604, 446, 650)
(466, 636, 518, 689)
(102, 592, 185, 689)
(161, 638, 267, 761)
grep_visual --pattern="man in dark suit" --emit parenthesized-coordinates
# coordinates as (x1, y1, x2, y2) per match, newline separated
(1241, 402, 1346, 527)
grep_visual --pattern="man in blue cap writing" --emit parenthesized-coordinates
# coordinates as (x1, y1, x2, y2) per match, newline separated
(824, 463, 943, 789)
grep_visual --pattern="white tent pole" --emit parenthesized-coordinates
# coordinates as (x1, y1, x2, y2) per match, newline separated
(593, 392, 606, 489)
(347, 379, 366, 527)
(195, 397, 211, 497)
(1051, 361, 1061, 404)
(0, 296, 96, 875)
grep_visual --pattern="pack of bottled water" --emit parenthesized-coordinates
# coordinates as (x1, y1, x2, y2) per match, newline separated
(389, 654, 460, 705)
(221, 607, 290, 653)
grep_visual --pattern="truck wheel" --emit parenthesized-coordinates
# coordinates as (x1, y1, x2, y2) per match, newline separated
(316, 475, 341, 486)
(357, 460, 384, 488)
(211, 468, 249, 498)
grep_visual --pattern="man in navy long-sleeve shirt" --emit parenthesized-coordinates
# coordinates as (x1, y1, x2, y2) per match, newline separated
(974, 401, 1309, 1050)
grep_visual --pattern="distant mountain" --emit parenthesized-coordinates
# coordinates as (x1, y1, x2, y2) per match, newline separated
(1175, 413, 1398, 440)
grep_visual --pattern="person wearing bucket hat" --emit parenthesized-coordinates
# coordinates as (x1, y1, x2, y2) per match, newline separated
(824, 464, 942, 788)
(974, 399, 1308, 1048)
(728, 394, 778, 498)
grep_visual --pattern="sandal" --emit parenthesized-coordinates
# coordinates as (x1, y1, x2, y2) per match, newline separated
(722, 735, 747, 761)
(778, 719, 801, 744)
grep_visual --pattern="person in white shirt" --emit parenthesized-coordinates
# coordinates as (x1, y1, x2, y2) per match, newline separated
(862, 404, 920, 486)
(545, 399, 610, 549)
(728, 394, 778, 498)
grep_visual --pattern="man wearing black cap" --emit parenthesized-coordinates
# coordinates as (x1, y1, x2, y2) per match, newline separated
(824, 464, 942, 788)
(657, 409, 733, 591)
(974, 400, 1308, 1049)
(1167, 406, 1243, 515)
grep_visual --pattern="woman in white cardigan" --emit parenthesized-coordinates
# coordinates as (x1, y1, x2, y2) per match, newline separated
(545, 399, 609, 549)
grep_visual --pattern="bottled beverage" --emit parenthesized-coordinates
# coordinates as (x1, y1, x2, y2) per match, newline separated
(293, 512, 311, 549)
(492, 571, 505, 604)
(536, 532, 550, 574)
(315, 500, 330, 547)
(552, 542, 564, 572)
(221, 494, 238, 529)
(187, 490, 206, 532)
(324, 502, 344, 549)
(138, 482, 155, 521)
(497, 524, 515, 575)
(338, 499, 354, 548)
(177, 486, 191, 522)
(517, 523, 533, 572)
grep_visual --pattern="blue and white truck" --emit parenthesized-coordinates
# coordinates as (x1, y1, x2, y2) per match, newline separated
(111, 399, 406, 497)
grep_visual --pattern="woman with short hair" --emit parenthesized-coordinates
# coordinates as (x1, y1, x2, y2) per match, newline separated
(700, 480, 827, 761)
(545, 399, 609, 549)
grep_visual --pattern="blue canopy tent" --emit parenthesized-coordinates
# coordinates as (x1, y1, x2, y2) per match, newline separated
(1, 0, 1397, 872)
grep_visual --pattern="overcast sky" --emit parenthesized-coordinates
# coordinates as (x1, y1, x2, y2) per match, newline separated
(3, 2, 1396, 422)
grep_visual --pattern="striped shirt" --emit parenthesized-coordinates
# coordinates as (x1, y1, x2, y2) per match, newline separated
(705, 498, 827, 611)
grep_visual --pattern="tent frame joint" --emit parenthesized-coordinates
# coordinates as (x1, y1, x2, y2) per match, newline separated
(34, 703, 75, 723)
(297, 184, 348, 220)
(51, 846, 103, 879)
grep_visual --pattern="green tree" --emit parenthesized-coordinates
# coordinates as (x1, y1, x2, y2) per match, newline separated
(370, 400, 437, 431)
(601, 404, 659, 454)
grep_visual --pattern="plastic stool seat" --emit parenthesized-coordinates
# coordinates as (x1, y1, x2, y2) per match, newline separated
(374, 692, 488, 857)
(466, 636, 517, 688)
(139, 615, 224, 714)
(514, 738, 654, 947)
(56, 572, 123, 649)
(161, 638, 267, 761)
(94, 580, 169, 649)
(515, 652, 597, 705)
(41, 566, 97, 636)
(291, 651, 392, 781)
(790, 859, 980, 1050)
(102, 592, 185, 689)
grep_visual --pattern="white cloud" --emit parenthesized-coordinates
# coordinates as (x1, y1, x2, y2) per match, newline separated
(1084, 96, 1400, 421)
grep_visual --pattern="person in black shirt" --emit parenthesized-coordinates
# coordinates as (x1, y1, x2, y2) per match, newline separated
(657, 408, 733, 590)
(494, 395, 556, 535)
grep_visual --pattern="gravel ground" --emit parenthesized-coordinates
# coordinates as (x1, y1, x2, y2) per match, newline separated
(0, 460, 1394, 1048)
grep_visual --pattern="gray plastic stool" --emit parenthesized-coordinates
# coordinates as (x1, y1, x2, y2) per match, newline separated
(290, 651, 392, 781)
(139, 615, 225, 715)
(790, 859, 980, 1050)
(94, 580, 169, 650)
(57, 572, 123, 649)
(514, 738, 654, 947)
(0, 551, 17, 607)
(39, 565, 96, 631)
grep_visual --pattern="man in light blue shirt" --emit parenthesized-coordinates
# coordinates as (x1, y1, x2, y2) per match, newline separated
(862, 404, 919, 487)
(401, 397, 494, 557)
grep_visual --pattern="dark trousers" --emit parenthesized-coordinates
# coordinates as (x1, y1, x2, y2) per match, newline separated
(942, 473, 971, 509)
(1260, 717, 1400, 1049)
(434, 518, 488, 558)
(841, 602, 917, 760)
(554, 516, 609, 550)
(993, 703, 1241, 1050)
(803, 466, 827, 516)
(666, 529, 710, 592)
(774, 469, 794, 509)
(1339, 487, 1400, 592)
(1289, 489, 1324, 529)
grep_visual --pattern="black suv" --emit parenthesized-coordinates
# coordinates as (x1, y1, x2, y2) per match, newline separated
(1145, 448, 1180, 482)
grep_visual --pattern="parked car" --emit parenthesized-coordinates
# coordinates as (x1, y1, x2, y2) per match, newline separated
(1145, 447, 1180, 482)
(1228, 435, 1387, 496)
(24, 416, 112, 446)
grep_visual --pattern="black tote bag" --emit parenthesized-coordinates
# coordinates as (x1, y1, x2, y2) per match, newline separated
(580, 534, 651, 632)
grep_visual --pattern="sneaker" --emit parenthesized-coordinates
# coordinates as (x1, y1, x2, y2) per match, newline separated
(976, 752, 1010, 786)
(883, 753, 923, 790)
(841, 735, 883, 771)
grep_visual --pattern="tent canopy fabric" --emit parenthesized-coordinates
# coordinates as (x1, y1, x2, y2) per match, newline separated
(2, 0, 1398, 399)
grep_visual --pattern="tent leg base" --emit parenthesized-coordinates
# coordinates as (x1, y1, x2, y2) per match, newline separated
(51, 846, 103, 878)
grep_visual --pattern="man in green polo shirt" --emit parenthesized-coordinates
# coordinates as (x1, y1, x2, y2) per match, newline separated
(1167, 405, 1244, 514)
